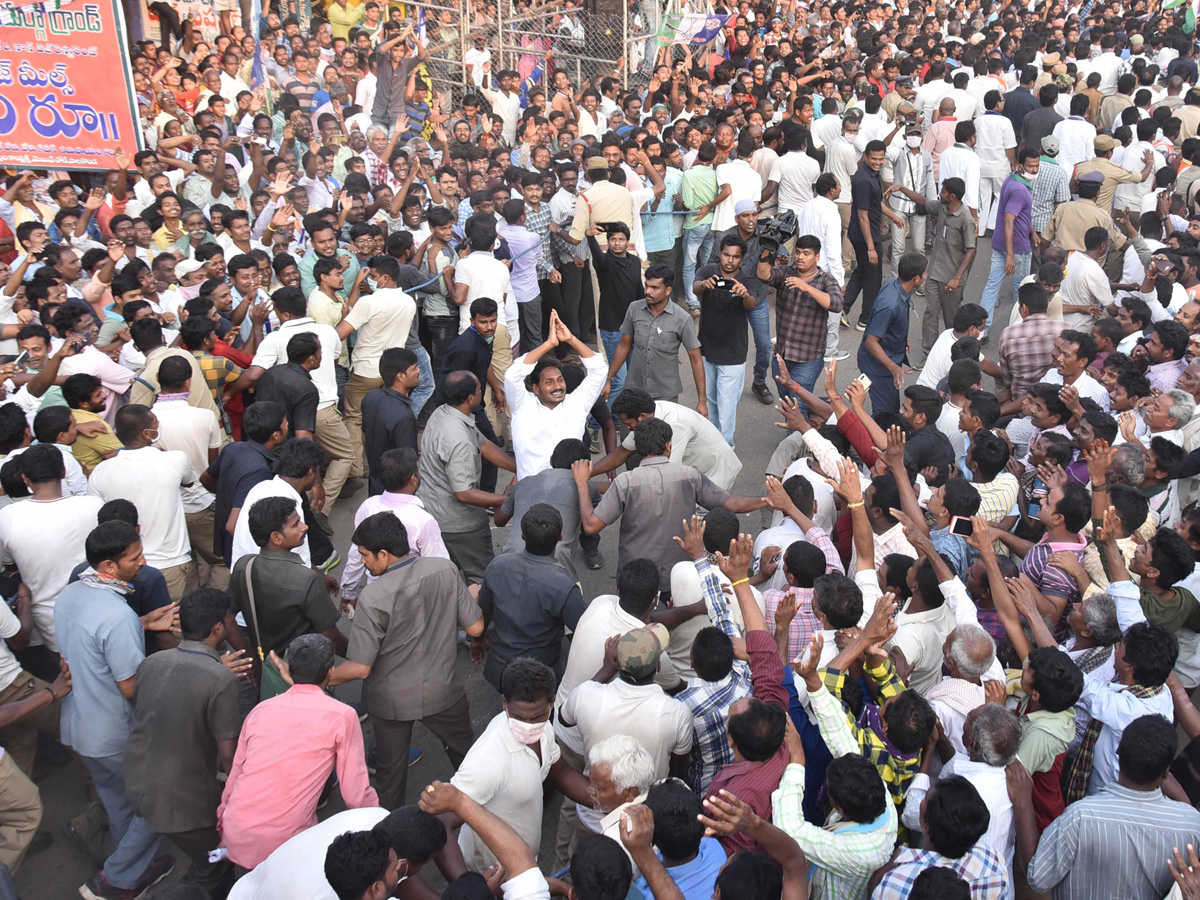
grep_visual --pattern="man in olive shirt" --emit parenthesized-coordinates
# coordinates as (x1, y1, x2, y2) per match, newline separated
(330, 512, 484, 808)
(605, 264, 707, 414)
(887, 176, 979, 361)
(126, 589, 242, 899)
(575, 417, 766, 595)
(417, 370, 516, 584)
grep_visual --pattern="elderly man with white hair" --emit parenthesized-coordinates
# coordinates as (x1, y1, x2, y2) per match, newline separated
(922, 623, 1000, 758)
(901, 702, 1022, 870)
(581, 734, 657, 873)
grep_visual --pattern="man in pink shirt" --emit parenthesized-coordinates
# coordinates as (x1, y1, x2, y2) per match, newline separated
(217, 633, 378, 868)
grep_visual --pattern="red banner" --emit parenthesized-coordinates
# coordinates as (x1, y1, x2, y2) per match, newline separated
(0, 0, 143, 169)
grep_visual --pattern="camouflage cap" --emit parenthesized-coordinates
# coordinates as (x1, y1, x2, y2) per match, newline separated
(617, 624, 670, 681)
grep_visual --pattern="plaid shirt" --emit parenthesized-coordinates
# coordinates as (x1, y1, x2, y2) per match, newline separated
(762, 526, 843, 661)
(874, 847, 1013, 900)
(522, 202, 554, 279)
(763, 265, 844, 364)
(190, 350, 241, 406)
(679, 558, 753, 794)
(818, 661, 920, 808)
(997, 314, 1065, 400)
(1030, 156, 1071, 232)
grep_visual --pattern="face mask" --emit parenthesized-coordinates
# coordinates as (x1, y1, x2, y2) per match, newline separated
(906, 135, 922, 148)
(179, 282, 202, 300)
(366, 276, 378, 291)
(473, 326, 494, 344)
(507, 714, 547, 745)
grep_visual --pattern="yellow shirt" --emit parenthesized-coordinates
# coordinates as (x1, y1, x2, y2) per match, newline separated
(325, 0, 364, 40)
(70, 408, 123, 475)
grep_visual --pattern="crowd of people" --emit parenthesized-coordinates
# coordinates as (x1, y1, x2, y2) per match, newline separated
(12, 0, 1200, 899)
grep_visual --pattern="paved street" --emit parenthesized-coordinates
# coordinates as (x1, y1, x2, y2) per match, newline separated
(19, 231, 1009, 899)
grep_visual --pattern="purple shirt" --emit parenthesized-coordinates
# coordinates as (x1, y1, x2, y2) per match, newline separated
(498, 224, 542, 304)
(996, 175, 1034, 255)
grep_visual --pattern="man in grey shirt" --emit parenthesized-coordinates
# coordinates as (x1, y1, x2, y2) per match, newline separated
(605, 264, 706, 412)
(495, 437, 598, 580)
(417, 370, 516, 584)
(575, 417, 767, 594)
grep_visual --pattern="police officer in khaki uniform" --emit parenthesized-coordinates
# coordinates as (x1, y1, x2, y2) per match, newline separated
(1072, 134, 1153, 212)
(1042, 170, 1126, 255)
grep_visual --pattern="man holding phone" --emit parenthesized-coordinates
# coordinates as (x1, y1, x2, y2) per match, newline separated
(694, 234, 755, 445)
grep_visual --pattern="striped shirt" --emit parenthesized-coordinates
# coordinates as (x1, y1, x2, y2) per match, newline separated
(773, 762, 898, 900)
(975, 472, 1020, 523)
(1027, 784, 1200, 900)
(1030, 156, 1072, 232)
(997, 314, 1065, 400)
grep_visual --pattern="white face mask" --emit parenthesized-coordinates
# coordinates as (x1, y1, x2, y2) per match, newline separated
(366, 276, 378, 291)
(507, 713, 547, 745)
(906, 135, 922, 148)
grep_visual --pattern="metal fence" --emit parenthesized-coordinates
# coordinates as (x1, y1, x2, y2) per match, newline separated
(400, 0, 662, 110)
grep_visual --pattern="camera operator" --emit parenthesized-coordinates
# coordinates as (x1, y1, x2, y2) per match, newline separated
(708, 199, 774, 406)
(694, 234, 755, 446)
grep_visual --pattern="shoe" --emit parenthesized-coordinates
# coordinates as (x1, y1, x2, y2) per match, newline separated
(65, 804, 108, 866)
(584, 548, 605, 570)
(824, 350, 850, 362)
(312, 511, 334, 536)
(319, 552, 341, 574)
(840, 313, 851, 328)
(409, 748, 423, 767)
(689, 307, 701, 326)
(341, 476, 367, 498)
(855, 320, 867, 332)
(751, 382, 774, 405)
(910, 358, 925, 371)
(79, 855, 175, 900)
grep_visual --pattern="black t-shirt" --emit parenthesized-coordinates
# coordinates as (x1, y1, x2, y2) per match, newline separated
(848, 165, 883, 243)
(695, 263, 750, 366)
(254, 363, 320, 435)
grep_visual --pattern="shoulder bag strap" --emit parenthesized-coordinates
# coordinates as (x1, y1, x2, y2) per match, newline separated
(243, 557, 265, 663)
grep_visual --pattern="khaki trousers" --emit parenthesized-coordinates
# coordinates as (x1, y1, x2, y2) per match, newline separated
(838, 202, 857, 279)
(315, 405, 355, 505)
(486, 322, 513, 444)
(344, 372, 383, 475)
(160, 563, 190, 602)
(0, 752, 40, 873)
(0, 673, 60, 775)
(185, 506, 230, 591)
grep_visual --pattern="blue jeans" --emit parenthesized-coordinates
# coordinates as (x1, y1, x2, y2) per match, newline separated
(747, 295, 771, 386)
(682, 223, 714, 308)
(84, 753, 162, 889)
(772, 356, 824, 418)
(980, 248, 1032, 329)
(703, 359, 746, 446)
(412, 345, 434, 417)
(601, 329, 625, 404)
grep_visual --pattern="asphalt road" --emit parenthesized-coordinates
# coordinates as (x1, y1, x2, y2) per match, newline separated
(19, 231, 1009, 899)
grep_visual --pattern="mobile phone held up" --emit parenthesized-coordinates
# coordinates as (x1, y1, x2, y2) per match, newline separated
(949, 516, 974, 537)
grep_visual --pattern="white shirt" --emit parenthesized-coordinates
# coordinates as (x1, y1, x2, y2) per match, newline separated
(555, 595, 681, 715)
(0, 495, 105, 651)
(342, 287, 416, 379)
(354, 71, 376, 118)
(152, 399, 222, 512)
(87, 446, 195, 569)
(504, 352, 606, 480)
(793, 194, 846, 284)
(231, 476, 311, 569)
(3, 444, 87, 497)
(917, 328, 959, 388)
(465, 47, 492, 87)
(938, 144, 982, 211)
(769, 151, 821, 216)
(1059, 251, 1113, 330)
(753, 520, 805, 593)
(713, 159, 763, 232)
(1039, 369, 1111, 412)
(227, 807, 389, 900)
(936, 400, 967, 464)
(1090, 51, 1124, 95)
(0, 601, 22, 692)
(481, 85, 520, 145)
(560, 679, 692, 817)
(902, 755, 1014, 869)
(452, 711, 561, 871)
(455, 251, 515, 345)
(251, 317, 343, 409)
(617, 401, 741, 491)
(810, 114, 843, 151)
(1053, 118, 1098, 173)
(974, 112, 1018, 178)
(781, 455, 837, 535)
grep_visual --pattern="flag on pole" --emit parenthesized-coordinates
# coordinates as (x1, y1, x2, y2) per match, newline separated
(655, 12, 730, 48)
(1164, 0, 1200, 33)
(417, 7, 427, 46)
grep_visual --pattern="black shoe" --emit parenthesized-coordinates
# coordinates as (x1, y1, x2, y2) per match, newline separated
(312, 511, 334, 535)
(751, 382, 774, 405)
(584, 548, 605, 570)
(79, 855, 174, 900)
(28, 830, 53, 855)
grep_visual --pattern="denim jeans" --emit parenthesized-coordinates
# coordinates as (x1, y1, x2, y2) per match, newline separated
(747, 295, 771, 386)
(83, 753, 162, 890)
(980, 248, 1032, 330)
(772, 356, 825, 418)
(601, 329, 625, 404)
(682, 223, 714, 308)
(412, 345, 434, 418)
(703, 359, 746, 446)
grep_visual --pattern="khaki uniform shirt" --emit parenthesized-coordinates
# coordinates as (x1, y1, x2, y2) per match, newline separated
(1042, 198, 1124, 253)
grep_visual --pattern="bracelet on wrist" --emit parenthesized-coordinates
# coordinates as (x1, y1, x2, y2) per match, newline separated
(847, 500, 865, 509)
(1092, 483, 1108, 491)
(730, 577, 749, 587)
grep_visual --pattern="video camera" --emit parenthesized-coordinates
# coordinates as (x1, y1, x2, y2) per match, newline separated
(757, 210, 798, 258)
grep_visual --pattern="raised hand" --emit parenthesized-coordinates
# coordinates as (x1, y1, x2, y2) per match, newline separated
(672, 514, 707, 561)
(824, 456, 863, 505)
(715, 534, 754, 584)
(618, 804, 657, 856)
(774, 395, 807, 432)
(697, 790, 761, 837)
(876, 424, 906, 470)
(792, 631, 824, 682)
(418, 780, 463, 816)
(1084, 439, 1112, 486)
